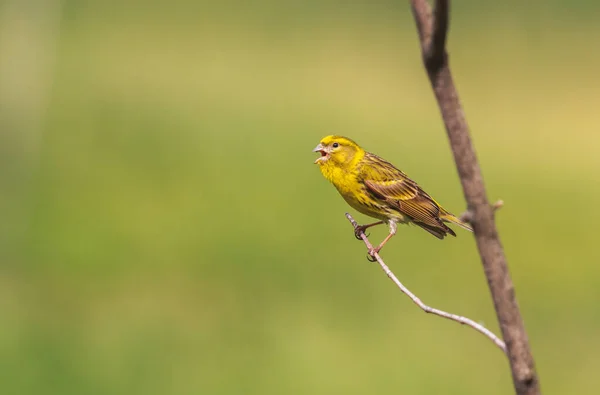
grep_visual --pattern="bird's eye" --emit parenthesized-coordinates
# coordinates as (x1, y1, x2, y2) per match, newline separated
(332, 142, 339, 148)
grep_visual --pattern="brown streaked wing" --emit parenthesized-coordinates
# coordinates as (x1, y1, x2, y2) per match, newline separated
(363, 177, 418, 201)
(360, 153, 445, 229)
(360, 153, 420, 200)
(365, 179, 443, 228)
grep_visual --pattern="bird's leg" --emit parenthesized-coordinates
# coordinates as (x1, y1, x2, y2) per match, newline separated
(354, 221, 384, 240)
(367, 221, 397, 262)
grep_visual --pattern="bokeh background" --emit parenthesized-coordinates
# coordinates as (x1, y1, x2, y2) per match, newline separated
(2, 1, 599, 394)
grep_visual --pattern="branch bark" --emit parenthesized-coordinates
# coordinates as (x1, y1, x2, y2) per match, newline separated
(408, 1, 540, 394)
(346, 213, 507, 353)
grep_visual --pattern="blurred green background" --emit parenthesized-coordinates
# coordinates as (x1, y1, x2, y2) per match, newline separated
(1, 1, 599, 394)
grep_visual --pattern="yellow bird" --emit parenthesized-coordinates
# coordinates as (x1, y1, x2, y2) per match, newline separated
(313, 135, 472, 259)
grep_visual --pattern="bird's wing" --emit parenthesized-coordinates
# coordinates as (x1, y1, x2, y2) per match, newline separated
(361, 154, 447, 230)
(364, 178, 443, 228)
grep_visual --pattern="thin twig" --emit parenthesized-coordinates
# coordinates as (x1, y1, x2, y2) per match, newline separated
(345, 213, 507, 354)
(410, 0, 431, 49)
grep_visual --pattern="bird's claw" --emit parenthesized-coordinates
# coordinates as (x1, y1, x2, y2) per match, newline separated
(366, 247, 379, 262)
(354, 226, 370, 240)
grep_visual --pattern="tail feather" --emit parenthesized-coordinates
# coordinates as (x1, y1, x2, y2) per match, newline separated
(411, 207, 473, 239)
(415, 221, 456, 239)
(440, 212, 473, 233)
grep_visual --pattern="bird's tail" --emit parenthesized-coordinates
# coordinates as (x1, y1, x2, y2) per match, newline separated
(440, 210, 473, 232)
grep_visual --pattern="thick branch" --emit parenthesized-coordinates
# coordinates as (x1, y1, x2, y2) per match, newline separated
(409, 1, 540, 394)
(346, 213, 507, 354)
(410, 0, 448, 68)
(429, 0, 448, 63)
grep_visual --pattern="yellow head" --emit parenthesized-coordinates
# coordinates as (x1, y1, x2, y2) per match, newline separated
(313, 135, 365, 169)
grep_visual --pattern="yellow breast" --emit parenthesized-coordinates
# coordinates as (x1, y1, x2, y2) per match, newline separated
(320, 163, 390, 221)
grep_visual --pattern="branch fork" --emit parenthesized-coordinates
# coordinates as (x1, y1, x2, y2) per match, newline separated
(459, 199, 504, 224)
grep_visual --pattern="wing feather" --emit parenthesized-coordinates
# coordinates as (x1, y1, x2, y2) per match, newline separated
(360, 153, 455, 237)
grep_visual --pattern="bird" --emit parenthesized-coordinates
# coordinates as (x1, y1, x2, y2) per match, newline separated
(313, 135, 472, 260)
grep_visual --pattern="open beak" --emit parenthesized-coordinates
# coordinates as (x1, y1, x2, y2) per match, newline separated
(313, 143, 329, 164)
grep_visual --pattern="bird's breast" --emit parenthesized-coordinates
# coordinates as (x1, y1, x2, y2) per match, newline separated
(336, 179, 389, 220)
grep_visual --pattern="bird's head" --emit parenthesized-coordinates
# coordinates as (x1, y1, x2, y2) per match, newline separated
(313, 135, 364, 168)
